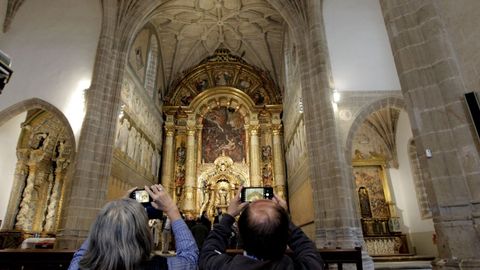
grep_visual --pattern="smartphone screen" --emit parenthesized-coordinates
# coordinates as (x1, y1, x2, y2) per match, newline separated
(129, 189, 161, 219)
(241, 187, 273, 202)
(130, 189, 151, 204)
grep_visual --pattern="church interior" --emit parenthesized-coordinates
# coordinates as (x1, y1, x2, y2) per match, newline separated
(0, 0, 479, 269)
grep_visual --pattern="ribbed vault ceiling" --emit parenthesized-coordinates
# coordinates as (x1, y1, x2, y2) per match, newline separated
(149, 0, 285, 88)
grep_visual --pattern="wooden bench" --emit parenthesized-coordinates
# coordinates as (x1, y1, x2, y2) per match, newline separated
(0, 249, 74, 270)
(0, 247, 363, 270)
(320, 247, 363, 270)
(226, 247, 363, 269)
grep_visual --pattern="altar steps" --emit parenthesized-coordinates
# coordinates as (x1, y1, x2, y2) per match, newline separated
(373, 255, 434, 270)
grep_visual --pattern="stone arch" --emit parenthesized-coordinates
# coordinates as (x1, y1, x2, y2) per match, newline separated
(190, 87, 256, 123)
(0, 98, 76, 147)
(345, 97, 406, 166)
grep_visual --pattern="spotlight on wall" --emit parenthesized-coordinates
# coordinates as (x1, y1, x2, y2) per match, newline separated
(298, 97, 304, 113)
(0, 49, 13, 94)
(333, 89, 341, 103)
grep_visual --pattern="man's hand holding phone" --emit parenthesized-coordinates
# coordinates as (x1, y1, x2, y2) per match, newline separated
(227, 187, 248, 217)
(240, 187, 274, 203)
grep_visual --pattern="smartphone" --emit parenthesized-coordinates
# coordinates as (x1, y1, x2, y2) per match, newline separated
(130, 189, 152, 205)
(241, 187, 274, 203)
(130, 189, 162, 219)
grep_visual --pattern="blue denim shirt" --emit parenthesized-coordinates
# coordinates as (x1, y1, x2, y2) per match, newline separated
(68, 219, 198, 270)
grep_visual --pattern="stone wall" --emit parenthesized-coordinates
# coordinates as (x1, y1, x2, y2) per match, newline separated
(436, 0, 480, 92)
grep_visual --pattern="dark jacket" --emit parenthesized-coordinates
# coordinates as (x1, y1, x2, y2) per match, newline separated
(199, 214, 324, 270)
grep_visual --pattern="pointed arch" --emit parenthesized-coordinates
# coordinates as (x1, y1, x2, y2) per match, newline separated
(345, 97, 406, 166)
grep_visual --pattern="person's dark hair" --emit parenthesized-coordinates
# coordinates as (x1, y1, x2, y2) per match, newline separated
(79, 198, 153, 269)
(238, 201, 290, 260)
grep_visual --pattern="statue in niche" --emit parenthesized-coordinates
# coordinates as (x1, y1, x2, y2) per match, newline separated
(175, 167, 185, 187)
(262, 146, 272, 162)
(54, 140, 66, 159)
(135, 47, 144, 69)
(358, 187, 373, 218)
(252, 91, 265, 105)
(176, 144, 186, 164)
(354, 149, 366, 160)
(215, 71, 232, 86)
(180, 92, 193, 106)
(196, 78, 209, 91)
(214, 180, 231, 207)
(31, 132, 49, 150)
(134, 134, 142, 164)
(199, 179, 210, 215)
(219, 189, 227, 205)
(151, 150, 158, 176)
(237, 78, 251, 90)
(262, 164, 273, 186)
(126, 127, 137, 159)
(115, 118, 130, 152)
(141, 139, 149, 169)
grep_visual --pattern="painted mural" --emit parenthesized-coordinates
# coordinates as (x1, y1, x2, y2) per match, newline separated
(202, 106, 245, 163)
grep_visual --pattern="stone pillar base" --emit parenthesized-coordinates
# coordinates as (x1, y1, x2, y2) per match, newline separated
(361, 250, 375, 270)
(55, 228, 89, 249)
(432, 258, 480, 270)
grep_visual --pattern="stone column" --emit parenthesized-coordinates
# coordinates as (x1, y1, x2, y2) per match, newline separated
(380, 1, 480, 268)
(271, 1, 373, 268)
(249, 125, 261, 186)
(1, 149, 29, 230)
(56, 0, 169, 249)
(182, 121, 197, 213)
(272, 124, 286, 200)
(161, 124, 175, 194)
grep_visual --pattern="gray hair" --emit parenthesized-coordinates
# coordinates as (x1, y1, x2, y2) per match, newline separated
(79, 198, 153, 269)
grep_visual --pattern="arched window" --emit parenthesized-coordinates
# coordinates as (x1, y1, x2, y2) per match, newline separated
(144, 35, 158, 99)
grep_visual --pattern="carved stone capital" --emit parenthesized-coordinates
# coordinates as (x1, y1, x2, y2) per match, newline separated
(249, 125, 260, 135)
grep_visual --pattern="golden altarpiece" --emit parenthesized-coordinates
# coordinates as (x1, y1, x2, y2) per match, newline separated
(161, 48, 286, 219)
(352, 155, 409, 256)
(0, 109, 74, 248)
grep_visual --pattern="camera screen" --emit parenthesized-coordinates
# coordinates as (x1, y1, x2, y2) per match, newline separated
(134, 190, 150, 203)
(242, 188, 272, 202)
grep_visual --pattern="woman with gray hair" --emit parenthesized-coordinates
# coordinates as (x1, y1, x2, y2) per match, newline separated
(68, 184, 198, 270)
